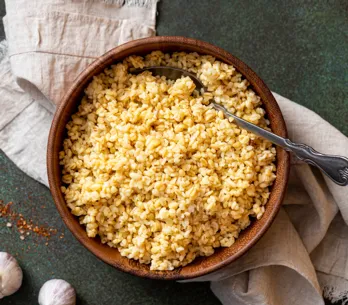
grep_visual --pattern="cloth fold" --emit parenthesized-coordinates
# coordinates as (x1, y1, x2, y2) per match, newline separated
(1, 1, 348, 304)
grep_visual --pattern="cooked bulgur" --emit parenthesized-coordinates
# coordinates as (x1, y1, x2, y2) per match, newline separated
(60, 51, 276, 270)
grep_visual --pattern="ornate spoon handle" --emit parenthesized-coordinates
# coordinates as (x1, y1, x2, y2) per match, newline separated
(213, 102, 348, 186)
(283, 140, 348, 186)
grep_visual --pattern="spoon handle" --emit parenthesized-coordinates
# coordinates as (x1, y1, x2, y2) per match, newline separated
(212, 102, 348, 186)
(282, 140, 348, 186)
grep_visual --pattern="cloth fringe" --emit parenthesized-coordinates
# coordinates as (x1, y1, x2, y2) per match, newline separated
(99, 0, 158, 7)
(323, 286, 348, 305)
(0, 40, 8, 64)
(319, 274, 348, 305)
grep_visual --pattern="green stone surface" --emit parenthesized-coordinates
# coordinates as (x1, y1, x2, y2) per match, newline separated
(1, 1, 347, 304)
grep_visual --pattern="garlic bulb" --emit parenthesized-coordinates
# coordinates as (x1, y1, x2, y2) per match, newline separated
(0, 252, 23, 299)
(38, 279, 76, 305)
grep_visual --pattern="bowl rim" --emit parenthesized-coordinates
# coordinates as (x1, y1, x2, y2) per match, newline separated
(47, 36, 290, 280)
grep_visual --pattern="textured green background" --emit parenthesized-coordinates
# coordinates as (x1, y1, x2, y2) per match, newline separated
(1, 1, 347, 304)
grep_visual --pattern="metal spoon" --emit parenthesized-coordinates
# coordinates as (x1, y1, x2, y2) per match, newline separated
(131, 66, 348, 186)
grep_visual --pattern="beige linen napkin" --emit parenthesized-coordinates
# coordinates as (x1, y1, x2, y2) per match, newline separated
(1, 1, 348, 304)
(0, 0, 158, 185)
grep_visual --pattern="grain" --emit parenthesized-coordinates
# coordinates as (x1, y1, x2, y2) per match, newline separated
(60, 51, 276, 270)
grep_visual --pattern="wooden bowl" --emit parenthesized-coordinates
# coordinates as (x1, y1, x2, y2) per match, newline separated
(47, 36, 290, 280)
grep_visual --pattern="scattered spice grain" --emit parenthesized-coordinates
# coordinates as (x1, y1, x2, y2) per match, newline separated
(0, 200, 59, 241)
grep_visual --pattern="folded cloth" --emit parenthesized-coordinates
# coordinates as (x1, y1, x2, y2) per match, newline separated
(0, 0, 158, 185)
(1, 1, 348, 304)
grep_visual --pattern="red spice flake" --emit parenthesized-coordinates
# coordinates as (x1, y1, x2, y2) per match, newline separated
(0, 201, 14, 217)
(17, 217, 55, 238)
(0, 200, 59, 241)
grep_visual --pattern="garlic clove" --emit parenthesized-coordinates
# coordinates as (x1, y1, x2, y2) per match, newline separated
(38, 279, 76, 305)
(0, 252, 23, 299)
